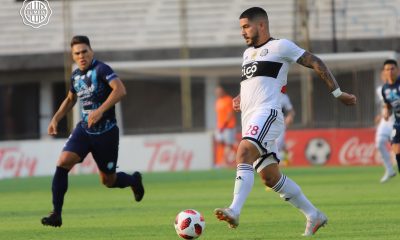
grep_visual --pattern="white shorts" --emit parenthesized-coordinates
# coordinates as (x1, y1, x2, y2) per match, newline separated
(215, 128, 236, 145)
(242, 108, 284, 158)
(376, 118, 393, 139)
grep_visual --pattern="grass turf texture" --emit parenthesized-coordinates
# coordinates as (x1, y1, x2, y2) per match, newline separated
(0, 166, 399, 239)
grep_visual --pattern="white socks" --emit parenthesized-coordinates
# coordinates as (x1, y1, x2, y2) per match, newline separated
(376, 137, 394, 174)
(272, 174, 317, 218)
(228, 164, 318, 219)
(229, 163, 254, 215)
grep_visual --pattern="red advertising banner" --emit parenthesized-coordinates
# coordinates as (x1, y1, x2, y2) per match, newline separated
(285, 128, 382, 166)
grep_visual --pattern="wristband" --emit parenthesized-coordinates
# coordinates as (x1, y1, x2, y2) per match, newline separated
(331, 88, 342, 98)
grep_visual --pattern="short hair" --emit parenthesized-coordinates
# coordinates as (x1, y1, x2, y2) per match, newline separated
(70, 35, 91, 48)
(239, 7, 268, 22)
(383, 59, 398, 67)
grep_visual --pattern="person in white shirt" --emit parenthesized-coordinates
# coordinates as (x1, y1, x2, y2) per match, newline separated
(276, 93, 295, 164)
(375, 73, 396, 183)
(214, 7, 356, 237)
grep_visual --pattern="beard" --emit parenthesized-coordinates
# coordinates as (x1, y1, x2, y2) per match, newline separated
(245, 32, 259, 47)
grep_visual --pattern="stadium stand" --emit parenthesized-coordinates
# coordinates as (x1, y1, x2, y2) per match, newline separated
(0, 0, 400, 139)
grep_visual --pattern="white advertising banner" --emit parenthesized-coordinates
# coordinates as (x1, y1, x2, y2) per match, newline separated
(0, 132, 213, 179)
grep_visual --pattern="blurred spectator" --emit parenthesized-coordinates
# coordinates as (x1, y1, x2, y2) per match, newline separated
(214, 85, 237, 167)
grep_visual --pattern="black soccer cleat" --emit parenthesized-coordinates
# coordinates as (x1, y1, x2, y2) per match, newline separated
(131, 171, 145, 202)
(41, 211, 62, 227)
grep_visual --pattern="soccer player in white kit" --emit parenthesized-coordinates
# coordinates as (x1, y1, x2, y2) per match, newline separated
(214, 7, 357, 236)
(276, 93, 295, 163)
(375, 80, 396, 183)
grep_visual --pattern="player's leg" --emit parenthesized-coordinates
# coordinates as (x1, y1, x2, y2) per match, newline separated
(215, 110, 274, 228)
(91, 125, 144, 202)
(392, 144, 400, 173)
(214, 139, 258, 228)
(276, 128, 290, 166)
(214, 130, 226, 168)
(257, 158, 327, 236)
(42, 124, 89, 227)
(254, 110, 327, 236)
(391, 127, 400, 173)
(375, 132, 395, 183)
(223, 128, 237, 166)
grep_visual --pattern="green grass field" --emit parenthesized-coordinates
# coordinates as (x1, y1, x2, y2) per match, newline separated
(1, 166, 399, 240)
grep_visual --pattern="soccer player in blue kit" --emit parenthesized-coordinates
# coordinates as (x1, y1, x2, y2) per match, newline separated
(381, 59, 400, 174)
(41, 36, 144, 227)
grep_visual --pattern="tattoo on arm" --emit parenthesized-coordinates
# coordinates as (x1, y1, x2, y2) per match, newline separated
(297, 51, 339, 92)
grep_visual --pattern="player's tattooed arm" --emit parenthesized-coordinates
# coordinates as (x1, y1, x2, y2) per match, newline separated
(297, 51, 339, 92)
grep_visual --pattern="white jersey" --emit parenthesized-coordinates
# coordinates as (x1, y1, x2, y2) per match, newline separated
(240, 38, 305, 116)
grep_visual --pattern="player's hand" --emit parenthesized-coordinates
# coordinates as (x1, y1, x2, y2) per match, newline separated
(88, 109, 103, 128)
(48, 120, 58, 136)
(338, 92, 357, 106)
(233, 95, 241, 112)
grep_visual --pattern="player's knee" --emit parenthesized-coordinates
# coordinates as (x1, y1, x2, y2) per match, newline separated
(236, 142, 259, 164)
(260, 173, 281, 188)
(375, 138, 385, 149)
(57, 156, 79, 170)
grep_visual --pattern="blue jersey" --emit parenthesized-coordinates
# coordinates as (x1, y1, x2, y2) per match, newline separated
(70, 59, 118, 134)
(382, 79, 400, 127)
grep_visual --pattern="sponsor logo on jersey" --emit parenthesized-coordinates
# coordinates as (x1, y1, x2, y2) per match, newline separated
(241, 61, 283, 81)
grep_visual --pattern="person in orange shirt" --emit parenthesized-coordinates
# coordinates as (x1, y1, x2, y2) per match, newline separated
(215, 85, 237, 167)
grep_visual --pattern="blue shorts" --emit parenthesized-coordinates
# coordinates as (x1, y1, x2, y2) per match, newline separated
(391, 126, 400, 144)
(63, 123, 119, 174)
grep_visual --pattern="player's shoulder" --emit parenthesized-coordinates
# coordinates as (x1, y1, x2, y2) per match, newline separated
(93, 59, 110, 70)
(269, 38, 301, 52)
(94, 59, 116, 74)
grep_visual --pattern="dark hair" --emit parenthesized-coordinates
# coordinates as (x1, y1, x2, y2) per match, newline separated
(383, 59, 398, 67)
(70, 35, 91, 48)
(239, 7, 268, 22)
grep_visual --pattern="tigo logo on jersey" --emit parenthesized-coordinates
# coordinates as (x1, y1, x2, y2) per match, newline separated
(20, 0, 52, 28)
(242, 62, 258, 79)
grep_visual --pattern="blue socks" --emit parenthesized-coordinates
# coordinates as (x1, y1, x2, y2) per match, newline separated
(112, 172, 135, 188)
(52, 167, 69, 215)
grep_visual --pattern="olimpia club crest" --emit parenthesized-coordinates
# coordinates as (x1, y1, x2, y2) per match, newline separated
(20, 0, 52, 28)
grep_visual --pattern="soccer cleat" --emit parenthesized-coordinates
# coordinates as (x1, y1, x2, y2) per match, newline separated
(41, 212, 62, 227)
(131, 171, 145, 202)
(214, 208, 239, 228)
(302, 211, 328, 236)
(380, 171, 396, 183)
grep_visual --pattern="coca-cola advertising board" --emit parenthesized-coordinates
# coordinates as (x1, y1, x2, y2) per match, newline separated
(285, 128, 383, 166)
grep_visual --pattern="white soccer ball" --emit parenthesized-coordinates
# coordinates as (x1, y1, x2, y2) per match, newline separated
(305, 138, 331, 165)
(174, 209, 205, 239)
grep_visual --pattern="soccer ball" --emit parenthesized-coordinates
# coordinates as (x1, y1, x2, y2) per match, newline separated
(305, 138, 331, 165)
(174, 209, 205, 239)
